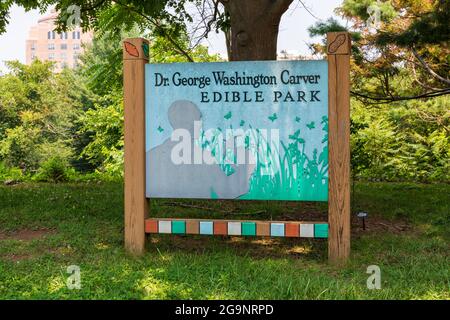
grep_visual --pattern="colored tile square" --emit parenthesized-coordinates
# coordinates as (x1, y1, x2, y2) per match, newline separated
(186, 220, 199, 234)
(300, 224, 314, 238)
(199, 221, 213, 235)
(228, 222, 241, 236)
(242, 222, 256, 236)
(256, 222, 270, 236)
(285, 223, 300, 237)
(314, 224, 328, 238)
(214, 221, 228, 235)
(145, 219, 158, 233)
(172, 221, 186, 234)
(158, 220, 171, 234)
(271, 223, 285, 237)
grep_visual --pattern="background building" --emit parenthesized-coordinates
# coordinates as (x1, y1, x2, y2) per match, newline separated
(25, 10, 92, 72)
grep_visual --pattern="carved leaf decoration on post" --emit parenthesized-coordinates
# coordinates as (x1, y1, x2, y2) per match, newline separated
(142, 42, 149, 59)
(124, 41, 139, 57)
(328, 34, 347, 54)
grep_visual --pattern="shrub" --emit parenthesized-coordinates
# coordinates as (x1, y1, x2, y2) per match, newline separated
(0, 161, 24, 182)
(34, 156, 72, 182)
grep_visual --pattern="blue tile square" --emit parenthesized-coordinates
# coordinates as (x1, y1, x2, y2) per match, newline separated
(199, 221, 213, 235)
(270, 223, 285, 237)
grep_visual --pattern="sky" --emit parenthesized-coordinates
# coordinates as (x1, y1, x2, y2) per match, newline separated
(0, 1, 344, 72)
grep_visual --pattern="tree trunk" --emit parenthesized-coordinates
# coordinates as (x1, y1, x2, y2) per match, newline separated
(220, 0, 293, 61)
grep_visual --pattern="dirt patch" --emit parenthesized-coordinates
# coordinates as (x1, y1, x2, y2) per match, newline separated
(0, 247, 61, 263)
(351, 215, 411, 237)
(0, 228, 56, 241)
(2, 253, 34, 262)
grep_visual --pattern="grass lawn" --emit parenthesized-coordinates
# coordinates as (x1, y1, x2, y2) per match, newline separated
(0, 181, 448, 299)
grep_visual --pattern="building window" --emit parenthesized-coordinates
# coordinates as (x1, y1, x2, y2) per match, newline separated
(52, 31, 56, 39)
(48, 43, 55, 50)
(47, 31, 51, 39)
(60, 32, 68, 40)
(73, 31, 81, 39)
(73, 53, 80, 64)
(31, 42, 36, 50)
(73, 43, 80, 50)
(61, 43, 67, 50)
(48, 53, 55, 60)
(31, 53, 36, 60)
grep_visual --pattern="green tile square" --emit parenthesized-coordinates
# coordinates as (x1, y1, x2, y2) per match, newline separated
(241, 222, 256, 236)
(172, 221, 186, 234)
(314, 224, 328, 238)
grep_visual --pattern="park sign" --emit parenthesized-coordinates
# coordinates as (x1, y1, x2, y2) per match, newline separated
(145, 60, 328, 201)
(123, 32, 351, 263)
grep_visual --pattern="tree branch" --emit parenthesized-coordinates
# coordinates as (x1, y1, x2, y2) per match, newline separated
(412, 47, 450, 86)
(410, 61, 443, 91)
(351, 88, 450, 104)
(115, 1, 194, 62)
(298, 0, 321, 21)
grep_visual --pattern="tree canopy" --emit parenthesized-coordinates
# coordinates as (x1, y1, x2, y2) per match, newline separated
(0, 0, 448, 182)
(309, 0, 449, 103)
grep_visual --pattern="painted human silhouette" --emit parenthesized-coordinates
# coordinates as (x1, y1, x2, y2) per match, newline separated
(146, 100, 255, 199)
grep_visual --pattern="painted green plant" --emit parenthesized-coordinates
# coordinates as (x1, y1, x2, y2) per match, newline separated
(241, 117, 328, 201)
(195, 116, 329, 201)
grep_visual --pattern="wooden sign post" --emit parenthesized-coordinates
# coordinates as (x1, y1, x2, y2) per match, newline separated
(123, 38, 149, 255)
(327, 32, 351, 263)
(123, 33, 351, 263)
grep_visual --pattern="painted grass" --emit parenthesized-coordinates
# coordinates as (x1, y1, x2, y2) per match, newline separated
(0, 181, 448, 299)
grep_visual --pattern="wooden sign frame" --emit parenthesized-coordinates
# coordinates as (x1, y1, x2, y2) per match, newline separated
(122, 32, 351, 263)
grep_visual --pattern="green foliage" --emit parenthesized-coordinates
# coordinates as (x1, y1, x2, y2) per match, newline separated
(78, 30, 138, 95)
(375, 0, 449, 46)
(78, 92, 124, 177)
(0, 125, 40, 171)
(339, 0, 397, 23)
(76, 30, 221, 177)
(0, 161, 24, 182)
(0, 60, 96, 177)
(33, 156, 73, 182)
(351, 96, 449, 181)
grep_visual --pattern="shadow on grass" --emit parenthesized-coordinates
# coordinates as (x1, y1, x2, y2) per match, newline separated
(146, 234, 328, 262)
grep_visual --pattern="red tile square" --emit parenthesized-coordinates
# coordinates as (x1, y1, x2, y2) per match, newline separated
(285, 223, 300, 237)
(214, 221, 228, 235)
(145, 219, 158, 233)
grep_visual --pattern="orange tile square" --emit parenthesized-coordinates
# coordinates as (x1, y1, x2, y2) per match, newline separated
(186, 220, 199, 234)
(285, 223, 300, 237)
(214, 221, 228, 235)
(256, 222, 270, 236)
(145, 219, 158, 233)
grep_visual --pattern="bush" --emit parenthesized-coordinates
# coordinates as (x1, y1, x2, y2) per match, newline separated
(0, 161, 24, 182)
(350, 97, 449, 182)
(33, 157, 72, 182)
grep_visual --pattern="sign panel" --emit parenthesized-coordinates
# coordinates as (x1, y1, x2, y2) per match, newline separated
(145, 60, 328, 201)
